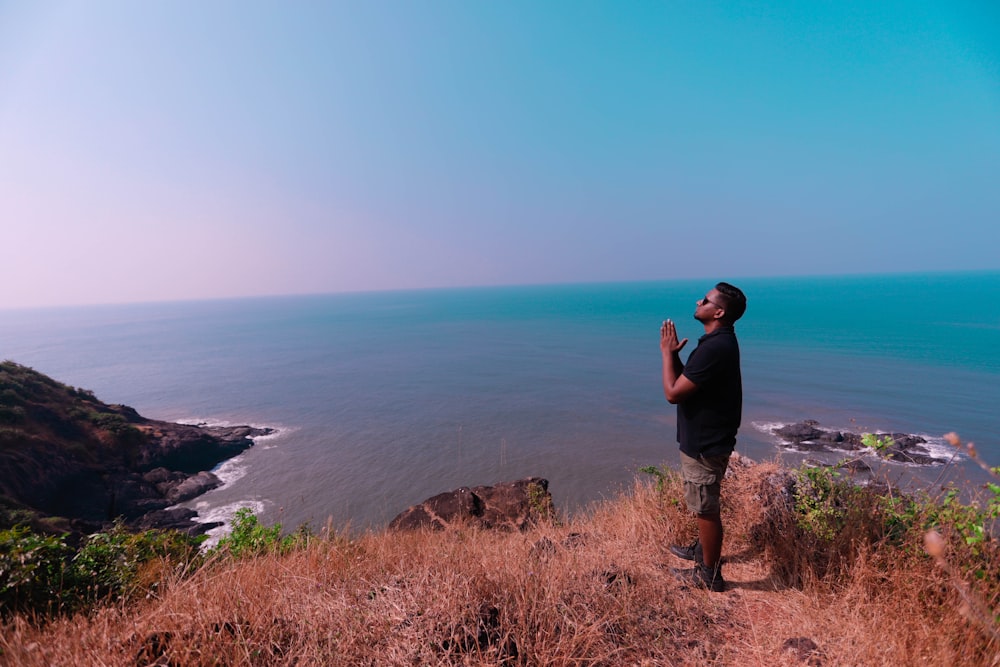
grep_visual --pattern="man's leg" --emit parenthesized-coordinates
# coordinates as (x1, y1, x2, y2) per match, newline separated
(697, 511, 723, 569)
(672, 452, 730, 591)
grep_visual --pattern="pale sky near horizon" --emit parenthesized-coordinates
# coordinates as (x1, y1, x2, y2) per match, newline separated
(2, 1, 998, 309)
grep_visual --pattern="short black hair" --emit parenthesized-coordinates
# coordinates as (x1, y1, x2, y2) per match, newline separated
(715, 282, 747, 323)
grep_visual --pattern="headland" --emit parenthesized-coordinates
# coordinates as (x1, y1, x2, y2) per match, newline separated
(0, 360, 271, 538)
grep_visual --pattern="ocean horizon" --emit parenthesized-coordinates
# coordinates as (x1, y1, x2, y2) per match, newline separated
(3, 271, 998, 536)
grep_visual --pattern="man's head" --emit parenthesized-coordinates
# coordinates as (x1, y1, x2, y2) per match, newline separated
(695, 282, 746, 326)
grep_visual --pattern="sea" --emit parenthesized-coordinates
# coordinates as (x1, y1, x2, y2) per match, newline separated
(2, 272, 998, 538)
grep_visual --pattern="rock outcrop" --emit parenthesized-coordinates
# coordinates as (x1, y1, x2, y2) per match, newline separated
(389, 478, 553, 532)
(772, 420, 946, 465)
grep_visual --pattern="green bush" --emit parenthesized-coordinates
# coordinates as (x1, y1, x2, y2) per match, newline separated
(85, 411, 130, 433)
(0, 528, 74, 616)
(0, 524, 203, 617)
(212, 508, 308, 559)
(793, 466, 867, 542)
(794, 464, 999, 567)
(72, 523, 204, 603)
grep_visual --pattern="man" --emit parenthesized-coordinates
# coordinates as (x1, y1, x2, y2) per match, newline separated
(660, 282, 746, 592)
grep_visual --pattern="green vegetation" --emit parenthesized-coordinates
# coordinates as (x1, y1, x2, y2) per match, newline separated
(793, 464, 999, 562)
(71, 523, 204, 602)
(0, 527, 73, 617)
(526, 480, 556, 522)
(793, 465, 857, 541)
(0, 360, 147, 465)
(1, 508, 321, 618)
(638, 464, 670, 493)
(861, 432, 895, 452)
(212, 507, 308, 559)
(1, 524, 202, 617)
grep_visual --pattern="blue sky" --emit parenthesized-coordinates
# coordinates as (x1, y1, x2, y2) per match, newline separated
(1, 1, 998, 309)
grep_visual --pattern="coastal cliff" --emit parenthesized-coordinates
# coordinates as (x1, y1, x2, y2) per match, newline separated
(0, 361, 270, 536)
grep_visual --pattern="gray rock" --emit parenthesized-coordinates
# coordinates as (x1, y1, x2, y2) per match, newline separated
(165, 471, 222, 504)
(773, 421, 825, 443)
(389, 478, 553, 532)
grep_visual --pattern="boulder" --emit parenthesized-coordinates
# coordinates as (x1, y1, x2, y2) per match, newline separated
(773, 421, 825, 444)
(389, 478, 553, 532)
(164, 471, 223, 504)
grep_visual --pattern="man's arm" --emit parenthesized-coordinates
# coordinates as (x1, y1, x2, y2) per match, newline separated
(661, 319, 698, 404)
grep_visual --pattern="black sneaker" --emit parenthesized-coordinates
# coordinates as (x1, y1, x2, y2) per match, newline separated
(668, 539, 703, 565)
(671, 564, 726, 592)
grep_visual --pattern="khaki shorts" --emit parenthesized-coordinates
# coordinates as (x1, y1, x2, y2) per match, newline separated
(680, 451, 731, 515)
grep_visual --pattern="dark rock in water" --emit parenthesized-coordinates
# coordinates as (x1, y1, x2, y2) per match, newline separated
(773, 421, 825, 443)
(389, 478, 553, 532)
(771, 421, 945, 465)
(135, 507, 206, 535)
(164, 471, 223, 504)
(884, 449, 940, 465)
(882, 433, 927, 451)
(840, 432, 864, 449)
(871, 433, 943, 464)
(136, 421, 272, 474)
(136, 509, 222, 536)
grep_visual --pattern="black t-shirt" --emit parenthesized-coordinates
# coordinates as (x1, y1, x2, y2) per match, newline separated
(677, 326, 742, 458)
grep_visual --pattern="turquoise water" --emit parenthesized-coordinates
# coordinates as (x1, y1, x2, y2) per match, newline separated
(2, 272, 998, 533)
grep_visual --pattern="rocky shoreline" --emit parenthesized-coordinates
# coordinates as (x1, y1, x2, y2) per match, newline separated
(113, 419, 275, 535)
(770, 420, 948, 467)
(12, 414, 273, 537)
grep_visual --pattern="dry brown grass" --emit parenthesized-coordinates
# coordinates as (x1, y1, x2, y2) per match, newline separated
(3, 458, 998, 666)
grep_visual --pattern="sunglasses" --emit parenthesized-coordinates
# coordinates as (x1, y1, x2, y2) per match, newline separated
(700, 295, 722, 308)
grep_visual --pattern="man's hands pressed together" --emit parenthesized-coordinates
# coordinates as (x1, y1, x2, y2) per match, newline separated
(660, 319, 688, 356)
(661, 319, 698, 404)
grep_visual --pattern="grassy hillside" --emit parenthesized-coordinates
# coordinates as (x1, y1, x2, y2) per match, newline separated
(0, 360, 143, 449)
(3, 456, 998, 665)
(0, 361, 147, 531)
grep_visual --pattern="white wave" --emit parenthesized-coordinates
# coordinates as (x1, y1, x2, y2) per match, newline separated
(752, 421, 788, 436)
(209, 455, 250, 485)
(910, 433, 965, 462)
(249, 426, 294, 449)
(752, 420, 805, 447)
